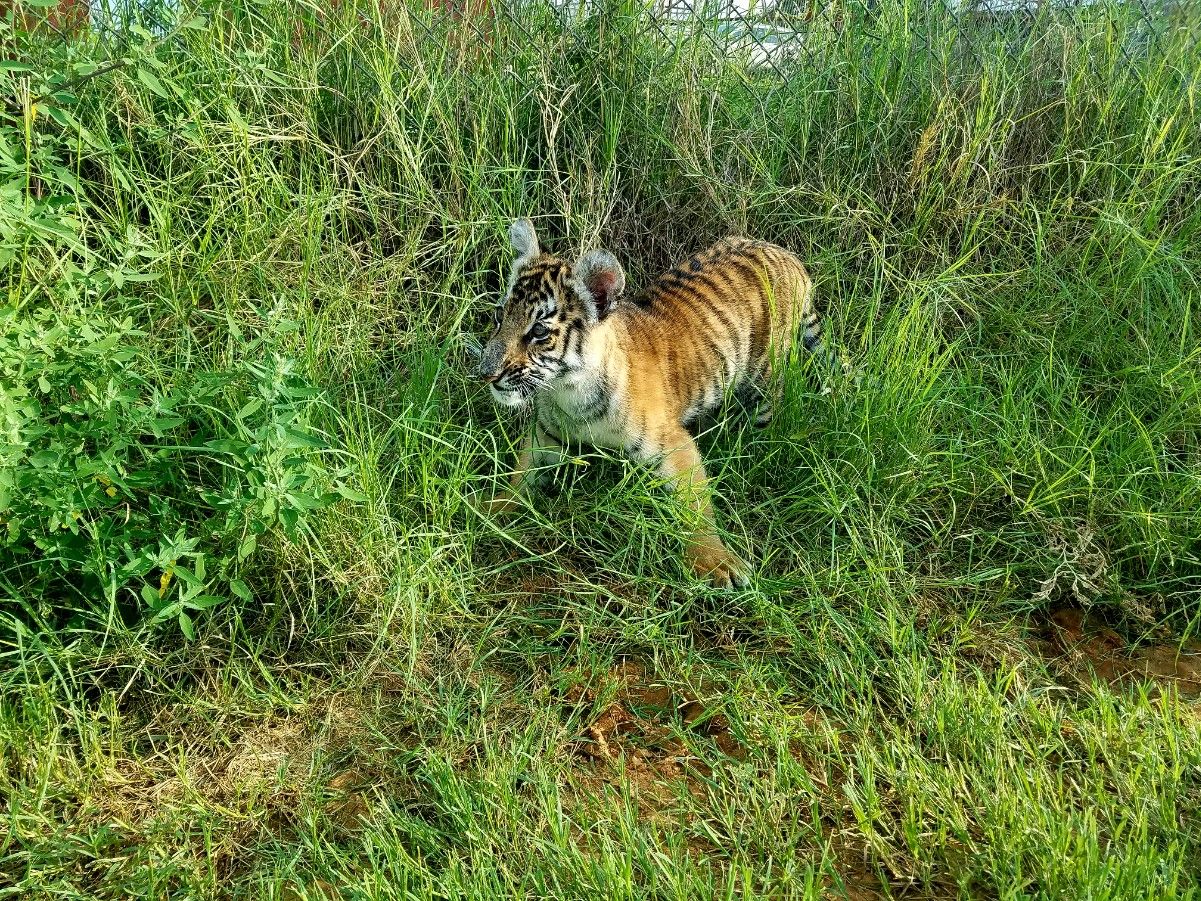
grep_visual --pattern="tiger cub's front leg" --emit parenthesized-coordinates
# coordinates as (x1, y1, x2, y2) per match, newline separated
(643, 426, 750, 589)
(483, 423, 562, 515)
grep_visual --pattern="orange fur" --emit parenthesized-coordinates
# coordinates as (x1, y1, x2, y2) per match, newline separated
(478, 220, 826, 588)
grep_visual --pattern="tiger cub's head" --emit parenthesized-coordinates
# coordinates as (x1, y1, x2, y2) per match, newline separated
(479, 218, 625, 408)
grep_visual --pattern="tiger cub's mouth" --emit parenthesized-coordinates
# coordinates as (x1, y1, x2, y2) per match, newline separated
(489, 381, 532, 408)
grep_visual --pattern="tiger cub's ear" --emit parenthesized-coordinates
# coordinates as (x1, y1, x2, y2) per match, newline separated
(509, 218, 540, 268)
(574, 250, 626, 321)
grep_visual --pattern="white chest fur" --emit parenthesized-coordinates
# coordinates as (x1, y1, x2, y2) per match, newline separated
(536, 370, 629, 450)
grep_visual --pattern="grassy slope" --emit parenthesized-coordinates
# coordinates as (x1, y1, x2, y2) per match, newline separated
(3, 0, 1201, 898)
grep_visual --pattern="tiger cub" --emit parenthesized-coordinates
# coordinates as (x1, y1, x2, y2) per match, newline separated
(477, 219, 831, 588)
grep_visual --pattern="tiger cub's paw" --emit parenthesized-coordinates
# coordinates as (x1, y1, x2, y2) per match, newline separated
(687, 541, 751, 590)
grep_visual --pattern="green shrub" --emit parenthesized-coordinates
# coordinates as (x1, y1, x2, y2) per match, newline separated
(0, 11, 360, 637)
(0, 305, 353, 637)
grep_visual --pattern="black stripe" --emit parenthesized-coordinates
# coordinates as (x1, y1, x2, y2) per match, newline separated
(562, 321, 580, 356)
(657, 270, 698, 293)
(723, 256, 768, 293)
(575, 375, 611, 421)
(693, 327, 727, 377)
(671, 329, 706, 397)
(657, 272, 738, 338)
(711, 252, 757, 285)
(666, 285, 737, 354)
(803, 332, 822, 352)
(695, 272, 742, 340)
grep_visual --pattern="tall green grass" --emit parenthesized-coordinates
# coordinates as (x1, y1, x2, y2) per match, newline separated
(2, 0, 1200, 897)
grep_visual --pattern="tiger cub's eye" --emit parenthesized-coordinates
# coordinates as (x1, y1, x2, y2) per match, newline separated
(527, 323, 550, 342)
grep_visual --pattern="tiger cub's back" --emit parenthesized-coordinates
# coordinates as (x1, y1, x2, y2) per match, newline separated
(632, 237, 819, 422)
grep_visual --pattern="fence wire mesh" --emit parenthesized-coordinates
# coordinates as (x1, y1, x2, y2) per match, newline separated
(358, 0, 1201, 195)
(51, 0, 1201, 271)
(371, 0, 1200, 183)
(397, 0, 1199, 80)
(81, 0, 1201, 76)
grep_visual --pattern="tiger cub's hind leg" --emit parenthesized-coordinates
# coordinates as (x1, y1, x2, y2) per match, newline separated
(748, 360, 782, 430)
(639, 426, 750, 590)
(730, 377, 771, 430)
(800, 308, 844, 393)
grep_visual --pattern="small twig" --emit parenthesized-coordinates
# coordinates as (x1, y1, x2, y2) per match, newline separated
(31, 57, 129, 105)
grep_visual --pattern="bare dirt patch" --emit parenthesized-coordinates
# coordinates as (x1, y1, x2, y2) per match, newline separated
(561, 660, 743, 827)
(91, 690, 376, 845)
(561, 664, 907, 896)
(825, 869, 891, 901)
(1036, 607, 1201, 696)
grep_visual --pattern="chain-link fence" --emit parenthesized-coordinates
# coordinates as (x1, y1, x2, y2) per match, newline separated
(41, 0, 1201, 266)
(68, 0, 1200, 70)
(393, 0, 1199, 82)
(337, 0, 1199, 200)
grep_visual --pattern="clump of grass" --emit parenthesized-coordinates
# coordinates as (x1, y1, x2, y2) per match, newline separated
(2, 0, 1200, 897)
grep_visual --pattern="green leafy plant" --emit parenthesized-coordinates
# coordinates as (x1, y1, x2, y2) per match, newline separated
(0, 305, 354, 636)
(1, 2, 198, 306)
